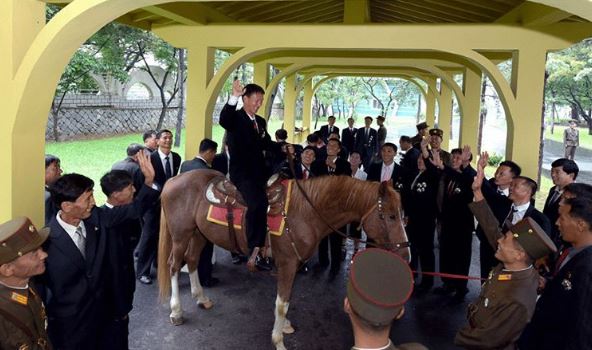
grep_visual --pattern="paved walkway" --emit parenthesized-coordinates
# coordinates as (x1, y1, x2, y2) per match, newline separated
(542, 139, 591, 184)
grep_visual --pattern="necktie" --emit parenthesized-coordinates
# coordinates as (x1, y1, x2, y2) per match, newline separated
(252, 118, 258, 133)
(365, 128, 369, 140)
(165, 156, 172, 179)
(497, 189, 505, 196)
(502, 207, 517, 232)
(329, 126, 333, 134)
(74, 226, 86, 259)
(554, 248, 572, 276)
(303, 168, 309, 180)
(549, 190, 561, 205)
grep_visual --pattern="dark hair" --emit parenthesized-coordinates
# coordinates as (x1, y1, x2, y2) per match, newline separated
(399, 136, 411, 143)
(499, 160, 521, 177)
(126, 143, 145, 157)
(382, 142, 398, 153)
(302, 145, 317, 157)
(328, 115, 336, 120)
(275, 129, 288, 140)
(307, 134, 319, 143)
(564, 183, 592, 198)
(199, 138, 218, 153)
(551, 158, 579, 180)
(564, 196, 592, 230)
(157, 129, 173, 139)
(327, 138, 342, 148)
(243, 83, 265, 97)
(45, 154, 61, 168)
(364, 116, 373, 121)
(516, 176, 538, 196)
(100, 170, 133, 197)
(143, 130, 157, 142)
(50, 173, 94, 207)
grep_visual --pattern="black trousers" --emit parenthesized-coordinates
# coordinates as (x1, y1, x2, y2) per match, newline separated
(100, 316, 129, 350)
(407, 216, 436, 285)
(319, 231, 343, 271)
(136, 203, 160, 278)
(234, 180, 268, 249)
(198, 241, 214, 282)
(439, 222, 473, 291)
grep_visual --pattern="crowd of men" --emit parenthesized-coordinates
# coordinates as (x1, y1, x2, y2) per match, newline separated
(1, 80, 591, 349)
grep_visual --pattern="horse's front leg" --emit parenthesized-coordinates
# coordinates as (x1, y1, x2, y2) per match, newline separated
(170, 272, 183, 325)
(186, 235, 214, 310)
(271, 256, 299, 350)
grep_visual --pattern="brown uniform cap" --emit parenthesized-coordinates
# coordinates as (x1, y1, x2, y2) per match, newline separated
(510, 217, 557, 260)
(347, 248, 414, 326)
(429, 128, 444, 138)
(416, 122, 429, 131)
(0, 217, 49, 265)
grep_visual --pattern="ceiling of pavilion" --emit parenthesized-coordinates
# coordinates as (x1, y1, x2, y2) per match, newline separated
(45, 0, 588, 29)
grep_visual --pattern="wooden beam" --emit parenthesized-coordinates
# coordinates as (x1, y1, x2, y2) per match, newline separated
(264, 2, 341, 23)
(343, 0, 370, 24)
(397, 0, 490, 22)
(496, 2, 572, 26)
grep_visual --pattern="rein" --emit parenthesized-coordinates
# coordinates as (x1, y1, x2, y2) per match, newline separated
(285, 152, 409, 252)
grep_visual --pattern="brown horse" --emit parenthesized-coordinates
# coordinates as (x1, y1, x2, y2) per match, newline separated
(157, 169, 410, 350)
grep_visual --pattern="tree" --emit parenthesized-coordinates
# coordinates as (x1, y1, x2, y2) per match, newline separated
(361, 78, 415, 117)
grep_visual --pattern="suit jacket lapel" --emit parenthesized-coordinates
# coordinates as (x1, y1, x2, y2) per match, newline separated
(49, 220, 86, 270)
(83, 214, 100, 270)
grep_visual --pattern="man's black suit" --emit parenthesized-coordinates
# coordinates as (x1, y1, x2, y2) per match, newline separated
(341, 127, 357, 155)
(316, 158, 352, 271)
(40, 185, 158, 349)
(354, 127, 378, 169)
(220, 103, 279, 249)
(179, 157, 216, 286)
(366, 161, 408, 193)
(519, 246, 592, 350)
(136, 150, 180, 279)
(319, 124, 340, 143)
(400, 147, 421, 177)
(543, 186, 563, 246)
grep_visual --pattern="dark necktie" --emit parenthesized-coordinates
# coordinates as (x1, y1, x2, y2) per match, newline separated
(502, 207, 517, 232)
(165, 156, 172, 179)
(303, 168, 309, 180)
(554, 248, 572, 276)
(549, 190, 561, 205)
(252, 118, 258, 133)
(365, 128, 369, 141)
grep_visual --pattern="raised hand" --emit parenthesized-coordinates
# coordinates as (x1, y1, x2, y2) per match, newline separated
(472, 159, 485, 192)
(478, 151, 489, 170)
(137, 150, 155, 186)
(232, 79, 244, 97)
(461, 145, 472, 167)
(429, 150, 444, 169)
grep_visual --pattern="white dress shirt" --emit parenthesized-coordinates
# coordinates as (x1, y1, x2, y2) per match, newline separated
(56, 211, 87, 255)
(158, 149, 174, 176)
(511, 202, 530, 224)
(381, 162, 394, 182)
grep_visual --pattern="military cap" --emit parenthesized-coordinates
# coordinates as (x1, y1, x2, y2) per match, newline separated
(347, 248, 413, 326)
(416, 122, 429, 131)
(510, 217, 557, 260)
(0, 217, 49, 265)
(429, 128, 443, 138)
(376, 116, 385, 121)
(569, 119, 578, 125)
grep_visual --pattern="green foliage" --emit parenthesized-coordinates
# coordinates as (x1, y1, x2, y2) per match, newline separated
(487, 153, 503, 167)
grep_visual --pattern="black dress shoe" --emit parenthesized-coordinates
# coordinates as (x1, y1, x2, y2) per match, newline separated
(255, 256, 272, 271)
(231, 255, 242, 264)
(202, 277, 220, 288)
(138, 276, 152, 285)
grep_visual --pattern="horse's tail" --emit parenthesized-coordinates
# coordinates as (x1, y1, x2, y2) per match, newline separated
(157, 206, 172, 302)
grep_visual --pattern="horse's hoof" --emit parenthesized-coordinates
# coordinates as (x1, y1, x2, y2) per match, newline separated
(198, 299, 214, 310)
(282, 323, 295, 334)
(170, 316, 184, 326)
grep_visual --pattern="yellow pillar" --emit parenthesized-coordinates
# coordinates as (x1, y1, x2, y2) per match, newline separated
(185, 45, 214, 158)
(425, 77, 436, 127)
(460, 67, 482, 153)
(283, 74, 296, 143)
(438, 82, 453, 151)
(0, 0, 45, 224)
(301, 78, 313, 143)
(506, 49, 548, 179)
(253, 61, 268, 89)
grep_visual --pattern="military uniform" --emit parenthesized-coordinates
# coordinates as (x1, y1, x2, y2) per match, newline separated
(455, 200, 555, 350)
(0, 284, 50, 350)
(563, 125, 579, 160)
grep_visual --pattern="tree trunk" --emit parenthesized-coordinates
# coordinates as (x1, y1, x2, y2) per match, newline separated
(537, 69, 549, 186)
(416, 93, 421, 122)
(174, 49, 185, 148)
(550, 102, 556, 134)
(477, 78, 487, 154)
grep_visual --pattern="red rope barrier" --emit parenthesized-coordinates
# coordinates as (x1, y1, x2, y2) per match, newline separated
(412, 270, 486, 281)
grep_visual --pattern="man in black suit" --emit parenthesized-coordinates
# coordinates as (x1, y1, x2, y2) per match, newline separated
(341, 117, 357, 155)
(410, 122, 429, 149)
(519, 194, 592, 350)
(220, 80, 279, 271)
(142, 130, 157, 152)
(475, 157, 521, 279)
(544, 158, 579, 249)
(180, 138, 220, 287)
(399, 135, 420, 177)
(288, 146, 321, 180)
(319, 115, 339, 143)
(100, 170, 143, 350)
(41, 152, 158, 350)
(45, 154, 62, 225)
(355, 116, 379, 169)
(505, 176, 552, 236)
(112, 143, 145, 193)
(136, 129, 181, 284)
(366, 143, 407, 192)
(316, 138, 351, 276)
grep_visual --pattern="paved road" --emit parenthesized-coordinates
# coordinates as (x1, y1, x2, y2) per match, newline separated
(129, 240, 482, 350)
(542, 139, 591, 184)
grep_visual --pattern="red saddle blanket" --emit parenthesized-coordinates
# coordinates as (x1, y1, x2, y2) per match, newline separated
(206, 180, 293, 236)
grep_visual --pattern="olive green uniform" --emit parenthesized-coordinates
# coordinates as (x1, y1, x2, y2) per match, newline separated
(455, 200, 539, 350)
(0, 284, 51, 350)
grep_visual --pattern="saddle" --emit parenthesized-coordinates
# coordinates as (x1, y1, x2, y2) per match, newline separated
(204, 174, 287, 259)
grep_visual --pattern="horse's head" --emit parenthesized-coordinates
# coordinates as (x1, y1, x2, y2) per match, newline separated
(360, 181, 410, 263)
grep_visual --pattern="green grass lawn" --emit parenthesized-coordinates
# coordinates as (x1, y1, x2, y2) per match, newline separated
(545, 125, 591, 150)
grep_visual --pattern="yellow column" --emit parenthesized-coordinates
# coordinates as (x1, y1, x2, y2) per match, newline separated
(438, 82, 453, 151)
(185, 45, 214, 158)
(460, 67, 482, 153)
(425, 77, 436, 127)
(0, 0, 45, 224)
(506, 49, 548, 179)
(253, 61, 268, 89)
(301, 78, 313, 143)
(283, 74, 296, 143)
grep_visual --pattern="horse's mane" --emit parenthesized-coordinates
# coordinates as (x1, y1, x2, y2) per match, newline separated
(290, 176, 381, 214)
